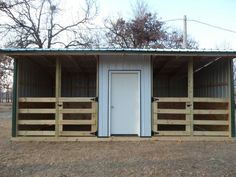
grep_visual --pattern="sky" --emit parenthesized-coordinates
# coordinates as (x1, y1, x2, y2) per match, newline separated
(1, 0, 236, 49)
(94, 0, 236, 49)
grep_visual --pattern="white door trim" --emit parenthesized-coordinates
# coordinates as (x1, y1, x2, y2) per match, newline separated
(108, 70, 141, 136)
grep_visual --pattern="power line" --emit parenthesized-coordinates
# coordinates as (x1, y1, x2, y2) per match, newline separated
(188, 19, 236, 34)
(162, 18, 236, 34)
(160, 18, 182, 22)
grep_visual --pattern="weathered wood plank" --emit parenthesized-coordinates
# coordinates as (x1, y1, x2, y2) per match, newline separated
(18, 97, 56, 102)
(155, 109, 188, 114)
(154, 119, 189, 125)
(55, 58, 61, 137)
(18, 131, 55, 136)
(194, 120, 229, 125)
(154, 131, 188, 136)
(59, 97, 94, 102)
(60, 131, 94, 136)
(91, 102, 97, 132)
(59, 120, 96, 125)
(152, 102, 158, 132)
(60, 109, 94, 114)
(193, 110, 228, 114)
(18, 120, 55, 125)
(188, 58, 194, 136)
(153, 97, 189, 102)
(19, 109, 56, 114)
(193, 97, 228, 103)
(193, 131, 228, 136)
(12, 136, 234, 142)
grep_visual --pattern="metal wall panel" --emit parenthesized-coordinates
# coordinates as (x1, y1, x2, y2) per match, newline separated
(18, 59, 55, 97)
(153, 76, 187, 97)
(98, 55, 152, 137)
(61, 73, 96, 97)
(194, 59, 229, 98)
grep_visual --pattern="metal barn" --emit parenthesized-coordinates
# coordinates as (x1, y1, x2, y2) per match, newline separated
(1, 48, 235, 141)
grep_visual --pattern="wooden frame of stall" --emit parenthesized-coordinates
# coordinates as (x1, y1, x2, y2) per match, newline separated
(12, 56, 98, 138)
(152, 57, 234, 138)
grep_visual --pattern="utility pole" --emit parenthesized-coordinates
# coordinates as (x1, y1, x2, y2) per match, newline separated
(183, 15, 187, 48)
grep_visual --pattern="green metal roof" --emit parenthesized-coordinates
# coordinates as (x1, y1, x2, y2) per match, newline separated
(1, 48, 236, 57)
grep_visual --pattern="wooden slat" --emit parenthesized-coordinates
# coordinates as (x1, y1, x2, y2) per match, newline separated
(61, 109, 94, 114)
(18, 120, 55, 125)
(19, 109, 56, 114)
(58, 100, 63, 133)
(193, 109, 228, 115)
(193, 131, 228, 136)
(12, 136, 234, 142)
(153, 97, 189, 102)
(155, 120, 189, 125)
(194, 120, 228, 125)
(154, 131, 188, 136)
(188, 58, 194, 136)
(185, 102, 191, 135)
(152, 102, 158, 132)
(59, 97, 94, 102)
(18, 97, 56, 102)
(155, 109, 188, 114)
(18, 131, 55, 136)
(55, 58, 61, 137)
(91, 102, 97, 132)
(60, 131, 94, 136)
(193, 97, 228, 103)
(59, 120, 95, 125)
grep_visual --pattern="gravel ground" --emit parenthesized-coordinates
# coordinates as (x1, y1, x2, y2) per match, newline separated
(0, 104, 236, 177)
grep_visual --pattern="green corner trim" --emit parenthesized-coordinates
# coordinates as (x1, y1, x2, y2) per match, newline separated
(12, 59, 18, 137)
(230, 59, 235, 137)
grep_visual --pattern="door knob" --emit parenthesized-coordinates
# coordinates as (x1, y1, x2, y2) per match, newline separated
(111, 105, 114, 109)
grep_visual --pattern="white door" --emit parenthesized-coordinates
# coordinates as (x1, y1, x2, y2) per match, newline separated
(109, 71, 140, 135)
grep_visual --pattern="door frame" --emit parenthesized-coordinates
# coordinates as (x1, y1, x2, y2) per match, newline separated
(108, 70, 141, 136)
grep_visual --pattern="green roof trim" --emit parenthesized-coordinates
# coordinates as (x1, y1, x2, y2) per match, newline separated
(1, 48, 236, 57)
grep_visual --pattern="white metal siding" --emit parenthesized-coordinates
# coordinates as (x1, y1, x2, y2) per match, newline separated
(98, 55, 151, 137)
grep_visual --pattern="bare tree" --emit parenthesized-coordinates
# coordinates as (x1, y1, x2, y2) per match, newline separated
(105, 0, 198, 49)
(105, 13, 167, 48)
(0, 55, 13, 102)
(0, 0, 26, 9)
(0, 0, 98, 48)
(164, 30, 198, 49)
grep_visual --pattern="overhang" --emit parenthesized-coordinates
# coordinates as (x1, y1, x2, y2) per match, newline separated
(1, 48, 236, 58)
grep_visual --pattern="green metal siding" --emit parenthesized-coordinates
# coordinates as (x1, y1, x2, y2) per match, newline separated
(230, 59, 235, 137)
(12, 59, 18, 137)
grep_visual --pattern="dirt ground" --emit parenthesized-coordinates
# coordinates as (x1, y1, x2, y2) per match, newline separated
(0, 104, 236, 177)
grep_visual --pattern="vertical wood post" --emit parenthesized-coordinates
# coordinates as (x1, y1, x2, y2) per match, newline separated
(55, 58, 61, 137)
(187, 57, 194, 136)
(152, 102, 158, 132)
(91, 102, 97, 133)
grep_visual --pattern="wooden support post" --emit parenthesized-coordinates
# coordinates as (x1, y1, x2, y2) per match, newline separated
(152, 102, 158, 132)
(58, 100, 63, 134)
(91, 102, 97, 133)
(55, 58, 61, 137)
(185, 102, 191, 134)
(188, 57, 194, 136)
